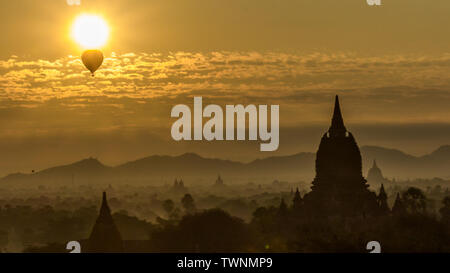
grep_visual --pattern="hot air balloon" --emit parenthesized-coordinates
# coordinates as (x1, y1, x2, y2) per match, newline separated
(81, 49, 104, 76)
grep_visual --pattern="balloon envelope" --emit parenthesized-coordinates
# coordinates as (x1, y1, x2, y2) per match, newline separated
(81, 50, 103, 76)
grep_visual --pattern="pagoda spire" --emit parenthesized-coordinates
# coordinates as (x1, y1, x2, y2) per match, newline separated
(87, 191, 123, 252)
(373, 160, 378, 169)
(293, 187, 303, 210)
(329, 95, 347, 137)
(98, 191, 111, 221)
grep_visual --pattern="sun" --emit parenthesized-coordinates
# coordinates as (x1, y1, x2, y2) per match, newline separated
(71, 14, 109, 49)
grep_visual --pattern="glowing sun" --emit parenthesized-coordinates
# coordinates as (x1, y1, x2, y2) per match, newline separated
(71, 14, 109, 49)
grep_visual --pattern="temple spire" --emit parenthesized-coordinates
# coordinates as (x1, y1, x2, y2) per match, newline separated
(373, 160, 378, 169)
(293, 187, 303, 210)
(99, 191, 111, 219)
(329, 95, 347, 137)
(87, 191, 123, 252)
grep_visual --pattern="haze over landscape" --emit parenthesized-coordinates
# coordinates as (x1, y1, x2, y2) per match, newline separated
(2, 144, 450, 187)
(1, 0, 450, 254)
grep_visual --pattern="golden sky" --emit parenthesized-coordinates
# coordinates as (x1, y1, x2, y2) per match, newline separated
(0, 0, 449, 175)
(1, 0, 450, 57)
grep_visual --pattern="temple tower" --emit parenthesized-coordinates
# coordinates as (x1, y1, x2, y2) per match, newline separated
(87, 192, 123, 252)
(215, 175, 224, 186)
(292, 188, 303, 210)
(303, 96, 379, 216)
(367, 160, 389, 184)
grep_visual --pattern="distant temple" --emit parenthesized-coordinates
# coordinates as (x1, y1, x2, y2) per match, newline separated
(303, 96, 379, 216)
(292, 188, 303, 210)
(86, 192, 123, 252)
(172, 178, 187, 193)
(367, 160, 390, 184)
(214, 175, 225, 187)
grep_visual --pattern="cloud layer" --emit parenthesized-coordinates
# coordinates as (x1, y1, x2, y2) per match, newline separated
(1, 51, 449, 122)
(2, 51, 450, 96)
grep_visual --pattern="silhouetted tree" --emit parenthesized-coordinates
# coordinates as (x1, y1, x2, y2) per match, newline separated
(439, 196, 450, 224)
(112, 211, 154, 240)
(162, 199, 174, 218)
(150, 209, 251, 252)
(377, 184, 389, 214)
(181, 194, 196, 214)
(278, 198, 287, 216)
(402, 187, 427, 215)
(0, 229, 8, 250)
(392, 193, 406, 216)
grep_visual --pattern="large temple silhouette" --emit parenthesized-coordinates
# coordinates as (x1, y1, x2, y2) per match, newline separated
(86, 192, 124, 252)
(303, 96, 379, 217)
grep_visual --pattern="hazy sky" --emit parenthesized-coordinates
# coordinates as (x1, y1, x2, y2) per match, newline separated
(0, 0, 449, 175)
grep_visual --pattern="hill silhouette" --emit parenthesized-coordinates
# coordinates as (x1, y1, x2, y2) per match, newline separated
(2, 145, 449, 185)
(361, 145, 450, 179)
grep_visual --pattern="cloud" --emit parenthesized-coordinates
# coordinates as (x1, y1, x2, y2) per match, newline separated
(0, 51, 449, 127)
(0, 52, 449, 102)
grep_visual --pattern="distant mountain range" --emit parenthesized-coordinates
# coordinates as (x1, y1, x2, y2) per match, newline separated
(361, 145, 450, 179)
(2, 145, 450, 186)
